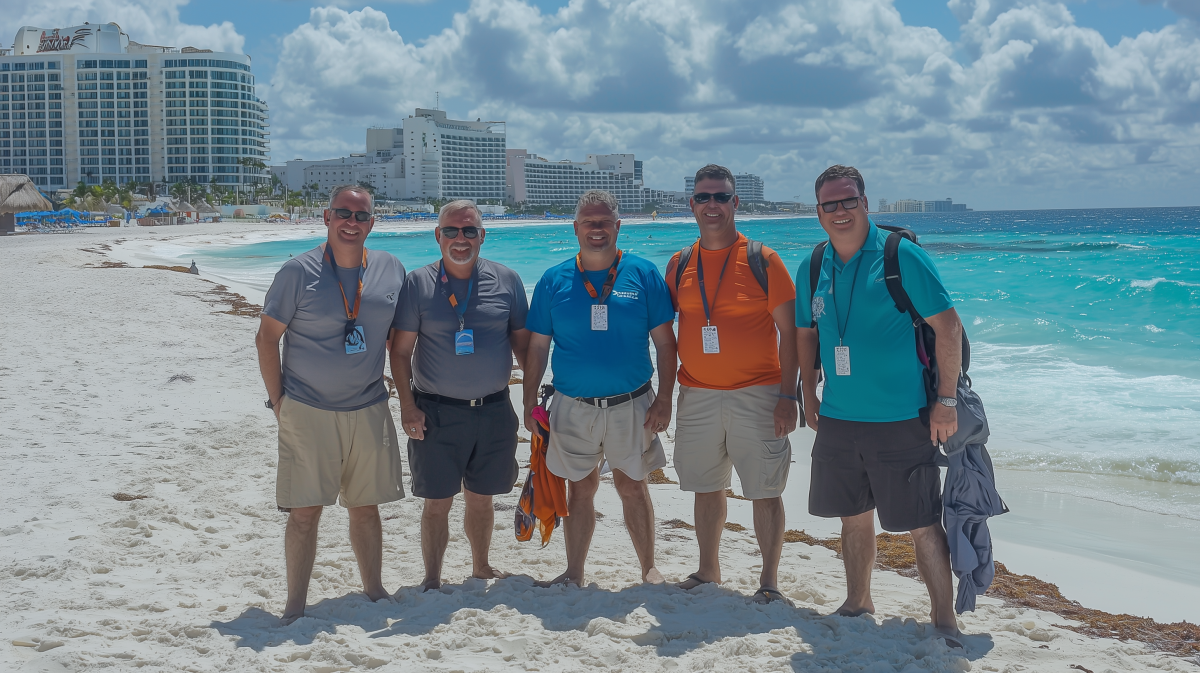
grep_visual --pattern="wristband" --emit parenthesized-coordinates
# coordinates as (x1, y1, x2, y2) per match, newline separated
(777, 394, 798, 401)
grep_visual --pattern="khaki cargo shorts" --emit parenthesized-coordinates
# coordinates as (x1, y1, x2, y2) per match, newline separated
(546, 389, 667, 483)
(276, 396, 405, 509)
(673, 384, 791, 500)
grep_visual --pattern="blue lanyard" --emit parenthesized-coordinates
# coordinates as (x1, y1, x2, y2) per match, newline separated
(692, 241, 735, 326)
(829, 252, 863, 346)
(439, 261, 474, 331)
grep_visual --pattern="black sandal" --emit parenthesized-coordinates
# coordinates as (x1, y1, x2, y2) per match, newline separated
(751, 587, 795, 607)
(677, 573, 715, 590)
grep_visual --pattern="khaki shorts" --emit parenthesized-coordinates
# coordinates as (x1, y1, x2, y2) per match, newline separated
(673, 384, 791, 500)
(546, 389, 667, 483)
(276, 396, 405, 509)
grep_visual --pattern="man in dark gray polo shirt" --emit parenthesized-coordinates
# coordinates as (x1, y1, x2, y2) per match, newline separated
(390, 200, 530, 591)
(256, 185, 406, 625)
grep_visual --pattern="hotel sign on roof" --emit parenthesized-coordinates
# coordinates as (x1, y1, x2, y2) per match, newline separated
(37, 28, 91, 53)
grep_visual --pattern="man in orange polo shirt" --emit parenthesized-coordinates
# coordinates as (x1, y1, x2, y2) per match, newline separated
(666, 164, 799, 604)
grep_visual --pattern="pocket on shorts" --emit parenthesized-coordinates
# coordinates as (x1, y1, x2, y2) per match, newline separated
(758, 437, 791, 495)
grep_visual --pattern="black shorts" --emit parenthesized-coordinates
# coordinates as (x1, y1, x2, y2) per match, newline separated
(808, 416, 942, 532)
(407, 392, 520, 500)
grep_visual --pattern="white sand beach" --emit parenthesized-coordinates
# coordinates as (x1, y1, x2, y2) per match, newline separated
(2, 224, 1196, 672)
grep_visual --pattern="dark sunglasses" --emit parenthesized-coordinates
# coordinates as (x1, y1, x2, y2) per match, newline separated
(692, 192, 734, 204)
(819, 197, 862, 213)
(440, 226, 480, 239)
(331, 208, 372, 222)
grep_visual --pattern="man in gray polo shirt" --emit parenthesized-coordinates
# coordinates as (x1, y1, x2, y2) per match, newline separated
(256, 185, 406, 625)
(390, 200, 530, 591)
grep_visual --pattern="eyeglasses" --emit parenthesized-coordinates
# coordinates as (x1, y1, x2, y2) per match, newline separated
(692, 192, 734, 204)
(819, 197, 862, 213)
(440, 226, 480, 239)
(331, 208, 372, 222)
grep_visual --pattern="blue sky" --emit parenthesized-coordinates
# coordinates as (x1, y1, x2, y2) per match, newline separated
(5, 0, 1199, 208)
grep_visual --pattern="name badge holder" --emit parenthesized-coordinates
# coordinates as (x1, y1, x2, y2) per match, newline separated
(578, 250, 622, 332)
(326, 246, 368, 356)
(441, 261, 476, 355)
(692, 242, 735, 354)
(830, 254, 864, 376)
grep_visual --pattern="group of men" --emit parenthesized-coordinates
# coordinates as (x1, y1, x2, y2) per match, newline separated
(255, 163, 966, 647)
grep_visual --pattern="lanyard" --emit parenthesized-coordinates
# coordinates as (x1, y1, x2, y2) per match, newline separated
(439, 261, 475, 331)
(830, 252, 864, 346)
(691, 241, 735, 326)
(576, 249, 623, 304)
(324, 245, 367, 323)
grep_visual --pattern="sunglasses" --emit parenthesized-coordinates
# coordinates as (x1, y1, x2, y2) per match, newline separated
(440, 226, 480, 239)
(819, 197, 862, 213)
(331, 208, 372, 222)
(692, 192, 734, 204)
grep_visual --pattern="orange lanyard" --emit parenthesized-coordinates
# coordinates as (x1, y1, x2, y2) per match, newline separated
(325, 246, 367, 321)
(576, 250, 622, 304)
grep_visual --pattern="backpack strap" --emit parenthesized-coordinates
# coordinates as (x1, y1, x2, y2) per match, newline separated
(672, 241, 696, 291)
(745, 239, 769, 295)
(808, 241, 827, 328)
(883, 231, 971, 375)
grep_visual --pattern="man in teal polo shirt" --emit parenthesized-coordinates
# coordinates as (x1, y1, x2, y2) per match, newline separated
(795, 165, 965, 647)
(524, 189, 678, 588)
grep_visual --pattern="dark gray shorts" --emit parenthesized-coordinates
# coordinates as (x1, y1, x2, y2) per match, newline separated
(408, 393, 520, 500)
(809, 416, 942, 532)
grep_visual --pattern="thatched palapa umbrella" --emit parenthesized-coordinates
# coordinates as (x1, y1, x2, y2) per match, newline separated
(1, 175, 54, 235)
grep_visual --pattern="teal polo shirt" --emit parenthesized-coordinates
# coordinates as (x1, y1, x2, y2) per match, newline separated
(794, 222, 954, 422)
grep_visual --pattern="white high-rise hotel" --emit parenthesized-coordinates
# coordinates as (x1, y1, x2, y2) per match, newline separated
(0, 22, 269, 191)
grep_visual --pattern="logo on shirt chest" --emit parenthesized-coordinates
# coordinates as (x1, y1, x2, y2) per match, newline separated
(611, 290, 638, 300)
(811, 295, 826, 320)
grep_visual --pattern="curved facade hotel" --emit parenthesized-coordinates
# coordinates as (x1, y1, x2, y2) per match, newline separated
(1, 22, 269, 191)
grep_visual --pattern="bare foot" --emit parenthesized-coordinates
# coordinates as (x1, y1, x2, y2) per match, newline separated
(676, 572, 718, 590)
(473, 566, 510, 581)
(364, 586, 390, 602)
(534, 571, 581, 588)
(420, 577, 442, 592)
(643, 567, 665, 585)
(834, 599, 875, 617)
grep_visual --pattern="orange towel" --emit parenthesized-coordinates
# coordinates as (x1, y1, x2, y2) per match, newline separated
(515, 395, 568, 547)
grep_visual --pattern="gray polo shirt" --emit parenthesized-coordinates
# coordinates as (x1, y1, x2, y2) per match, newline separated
(263, 245, 406, 412)
(395, 258, 528, 400)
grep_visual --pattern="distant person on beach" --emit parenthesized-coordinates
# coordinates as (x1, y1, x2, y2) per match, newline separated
(255, 185, 406, 625)
(389, 200, 531, 591)
(523, 189, 678, 587)
(795, 165, 965, 646)
(666, 164, 799, 604)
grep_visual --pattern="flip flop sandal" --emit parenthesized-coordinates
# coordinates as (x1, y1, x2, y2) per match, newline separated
(751, 588, 795, 607)
(934, 627, 965, 649)
(677, 573, 715, 590)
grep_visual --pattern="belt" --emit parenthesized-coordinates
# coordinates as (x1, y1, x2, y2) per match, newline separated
(574, 381, 652, 409)
(413, 387, 509, 407)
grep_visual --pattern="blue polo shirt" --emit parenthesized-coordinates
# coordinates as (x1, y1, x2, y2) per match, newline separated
(527, 253, 675, 398)
(795, 223, 954, 422)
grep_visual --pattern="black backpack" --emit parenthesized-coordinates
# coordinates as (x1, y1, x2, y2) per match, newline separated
(808, 225, 971, 421)
(673, 238, 769, 294)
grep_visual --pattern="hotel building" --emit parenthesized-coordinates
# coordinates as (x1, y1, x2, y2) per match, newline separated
(684, 173, 766, 202)
(1, 22, 269, 192)
(507, 150, 646, 211)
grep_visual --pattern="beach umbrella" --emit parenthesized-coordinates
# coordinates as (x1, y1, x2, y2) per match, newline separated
(940, 375, 1008, 613)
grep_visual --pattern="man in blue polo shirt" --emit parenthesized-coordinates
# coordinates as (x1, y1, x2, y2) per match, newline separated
(795, 165, 965, 647)
(523, 189, 678, 588)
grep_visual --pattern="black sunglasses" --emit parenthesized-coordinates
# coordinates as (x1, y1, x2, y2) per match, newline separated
(819, 197, 862, 213)
(441, 226, 480, 239)
(692, 192, 734, 204)
(331, 208, 372, 222)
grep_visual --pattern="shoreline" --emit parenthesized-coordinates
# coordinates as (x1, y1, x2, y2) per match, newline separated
(2, 224, 1196, 672)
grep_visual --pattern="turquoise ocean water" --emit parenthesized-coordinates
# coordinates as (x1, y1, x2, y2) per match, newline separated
(185, 208, 1200, 504)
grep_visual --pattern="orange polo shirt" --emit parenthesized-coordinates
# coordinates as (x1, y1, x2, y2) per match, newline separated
(668, 233, 796, 390)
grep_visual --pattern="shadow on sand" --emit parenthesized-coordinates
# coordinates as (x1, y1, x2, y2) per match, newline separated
(210, 576, 994, 665)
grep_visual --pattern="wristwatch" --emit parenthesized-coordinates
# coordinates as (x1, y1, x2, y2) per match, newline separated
(937, 396, 957, 408)
(265, 398, 277, 409)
